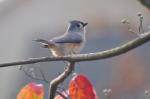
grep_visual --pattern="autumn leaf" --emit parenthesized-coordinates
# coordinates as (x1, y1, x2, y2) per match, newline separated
(17, 82, 44, 99)
(69, 74, 99, 99)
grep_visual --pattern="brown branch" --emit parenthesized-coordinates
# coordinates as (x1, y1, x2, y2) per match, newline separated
(0, 32, 150, 68)
(49, 62, 75, 99)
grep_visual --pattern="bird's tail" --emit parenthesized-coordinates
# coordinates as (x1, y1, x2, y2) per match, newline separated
(34, 38, 55, 48)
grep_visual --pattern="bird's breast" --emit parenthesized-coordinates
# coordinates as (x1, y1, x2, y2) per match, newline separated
(64, 43, 81, 49)
(63, 42, 84, 55)
(48, 42, 84, 56)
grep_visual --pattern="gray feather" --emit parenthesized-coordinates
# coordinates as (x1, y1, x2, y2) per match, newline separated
(51, 34, 83, 43)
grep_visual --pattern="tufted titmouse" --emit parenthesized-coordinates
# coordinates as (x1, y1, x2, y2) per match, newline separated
(35, 20, 88, 56)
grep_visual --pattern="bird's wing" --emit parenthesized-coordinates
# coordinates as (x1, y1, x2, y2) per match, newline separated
(51, 34, 83, 43)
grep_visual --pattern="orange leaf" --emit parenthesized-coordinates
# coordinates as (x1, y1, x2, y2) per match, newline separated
(69, 74, 99, 99)
(17, 82, 44, 99)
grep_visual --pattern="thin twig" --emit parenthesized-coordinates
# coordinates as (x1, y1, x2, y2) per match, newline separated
(21, 66, 49, 83)
(38, 65, 50, 83)
(56, 90, 68, 99)
(138, 13, 145, 33)
(57, 86, 67, 93)
(22, 69, 47, 82)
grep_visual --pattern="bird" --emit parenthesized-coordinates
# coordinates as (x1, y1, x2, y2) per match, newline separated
(35, 20, 88, 57)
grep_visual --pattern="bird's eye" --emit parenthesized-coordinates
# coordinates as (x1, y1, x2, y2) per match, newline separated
(76, 24, 81, 28)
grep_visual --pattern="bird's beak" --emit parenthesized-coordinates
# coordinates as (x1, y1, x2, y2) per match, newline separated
(83, 22, 88, 27)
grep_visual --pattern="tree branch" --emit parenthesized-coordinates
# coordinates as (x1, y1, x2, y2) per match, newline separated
(0, 32, 150, 67)
(138, 0, 150, 9)
(49, 62, 75, 99)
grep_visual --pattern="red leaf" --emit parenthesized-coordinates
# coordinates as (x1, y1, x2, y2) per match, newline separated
(69, 74, 99, 99)
(17, 82, 44, 99)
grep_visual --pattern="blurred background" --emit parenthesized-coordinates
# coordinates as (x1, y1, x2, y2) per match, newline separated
(0, 0, 149, 99)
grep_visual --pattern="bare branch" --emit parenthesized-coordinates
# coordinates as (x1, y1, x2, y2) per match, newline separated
(38, 65, 50, 83)
(20, 66, 50, 83)
(138, 12, 145, 33)
(22, 68, 46, 82)
(0, 32, 149, 68)
(49, 62, 75, 99)
(138, 0, 150, 9)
